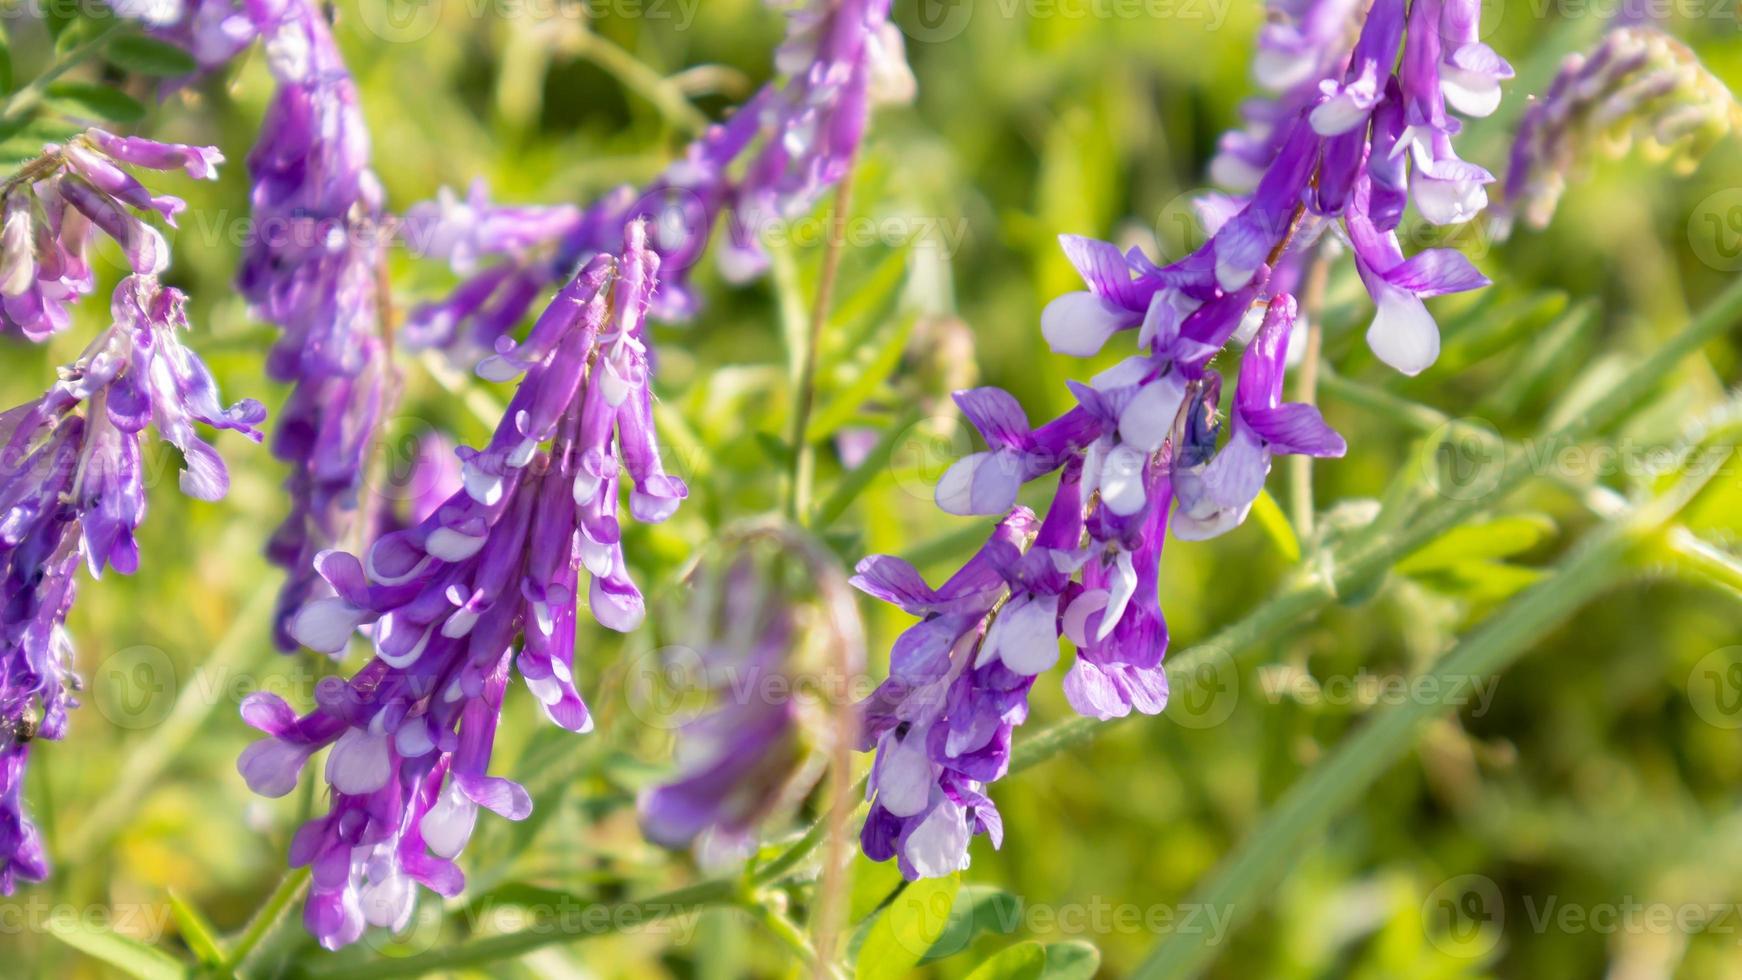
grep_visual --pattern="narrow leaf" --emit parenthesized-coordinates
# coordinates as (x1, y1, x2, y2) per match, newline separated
(106, 36, 198, 77)
(1397, 514, 1555, 574)
(44, 917, 187, 980)
(45, 81, 147, 123)
(166, 891, 225, 966)
(1041, 940, 1101, 979)
(1250, 489, 1302, 563)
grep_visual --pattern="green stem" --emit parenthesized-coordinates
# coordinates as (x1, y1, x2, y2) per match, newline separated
(1133, 469, 1714, 979)
(567, 29, 708, 134)
(786, 167, 857, 521)
(1663, 525, 1742, 601)
(225, 867, 311, 974)
(742, 897, 822, 972)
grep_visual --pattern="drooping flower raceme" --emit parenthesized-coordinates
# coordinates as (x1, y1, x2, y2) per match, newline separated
(238, 224, 687, 949)
(638, 526, 864, 868)
(2, 274, 264, 893)
(1, 130, 221, 342)
(856, 0, 1507, 879)
(1496, 26, 1741, 235)
(402, 0, 914, 362)
(234, 0, 398, 651)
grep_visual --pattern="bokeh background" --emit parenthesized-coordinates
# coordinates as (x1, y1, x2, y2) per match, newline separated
(2, 1, 1741, 976)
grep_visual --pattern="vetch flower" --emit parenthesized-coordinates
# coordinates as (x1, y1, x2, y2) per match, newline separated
(858, 0, 1506, 878)
(234, 0, 399, 650)
(1496, 26, 1741, 235)
(240, 225, 688, 948)
(403, 0, 913, 362)
(1, 131, 222, 342)
(637, 525, 865, 868)
(1, 275, 262, 893)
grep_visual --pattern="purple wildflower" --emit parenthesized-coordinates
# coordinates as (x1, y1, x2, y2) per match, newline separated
(239, 224, 687, 948)
(1496, 26, 1740, 235)
(1, 130, 222, 342)
(858, 0, 1507, 879)
(117, 0, 260, 74)
(2, 275, 263, 892)
(403, 0, 913, 361)
(234, 0, 398, 650)
(637, 528, 864, 868)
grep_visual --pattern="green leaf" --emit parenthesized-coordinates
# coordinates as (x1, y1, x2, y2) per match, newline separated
(1397, 514, 1555, 575)
(812, 407, 922, 531)
(847, 852, 906, 924)
(854, 874, 960, 980)
(921, 885, 1024, 963)
(1251, 489, 1302, 563)
(0, 35, 13, 94)
(964, 941, 1048, 980)
(166, 891, 225, 967)
(44, 81, 146, 123)
(1041, 940, 1101, 979)
(106, 36, 198, 77)
(44, 917, 187, 980)
(805, 310, 919, 442)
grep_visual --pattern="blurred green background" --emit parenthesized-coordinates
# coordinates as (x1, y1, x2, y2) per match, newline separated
(3, 1, 1742, 977)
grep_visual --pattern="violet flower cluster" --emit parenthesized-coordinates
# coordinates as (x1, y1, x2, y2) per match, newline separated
(636, 564, 812, 867)
(231, 0, 398, 652)
(637, 529, 863, 869)
(238, 223, 686, 949)
(1496, 26, 1741, 235)
(2, 270, 264, 893)
(855, 0, 1508, 879)
(2, 130, 220, 341)
(401, 0, 914, 362)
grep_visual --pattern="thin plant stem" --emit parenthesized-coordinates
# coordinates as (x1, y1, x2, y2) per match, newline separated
(224, 866, 311, 974)
(301, 880, 736, 979)
(743, 897, 823, 972)
(786, 166, 857, 521)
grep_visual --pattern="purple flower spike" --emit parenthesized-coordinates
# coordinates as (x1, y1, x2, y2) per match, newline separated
(246, 225, 697, 947)
(232, 0, 399, 650)
(1, 275, 261, 893)
(1496, 27, 1739, 235)
(405, 0, 913, 363)
(637, 529, 864, 869)
(858, 0, 1510, 875)
(0, 131, 220, 342)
